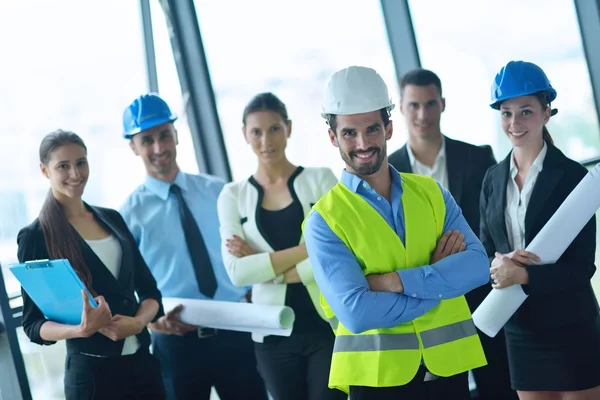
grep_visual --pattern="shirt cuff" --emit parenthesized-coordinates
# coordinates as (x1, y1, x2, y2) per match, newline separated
(397, 268, 426, 299)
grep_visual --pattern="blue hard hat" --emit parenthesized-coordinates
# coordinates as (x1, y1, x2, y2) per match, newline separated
(122, 93, 178, 139)
(490, 61, 557, 110)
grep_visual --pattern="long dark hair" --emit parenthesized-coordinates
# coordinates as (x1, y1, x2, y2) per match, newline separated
(39, 130, 95, 295)
(534, 92, 555, 145)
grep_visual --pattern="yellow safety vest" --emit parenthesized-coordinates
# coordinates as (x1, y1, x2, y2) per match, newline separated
(307, 172, 486, 392)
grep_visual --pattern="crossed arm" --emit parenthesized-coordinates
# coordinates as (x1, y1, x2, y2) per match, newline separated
(302, 190, 489, 334)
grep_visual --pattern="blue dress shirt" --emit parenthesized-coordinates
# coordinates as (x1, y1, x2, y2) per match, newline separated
(303, 165, 489, 334)
(120, 171, 249, 301)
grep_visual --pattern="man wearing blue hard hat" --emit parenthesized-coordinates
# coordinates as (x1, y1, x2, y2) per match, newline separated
(119, 93, 267, 400)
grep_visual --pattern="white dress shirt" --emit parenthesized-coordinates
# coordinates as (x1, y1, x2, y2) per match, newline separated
(406, 137, 449, 189)
(505, 142, 548, 251)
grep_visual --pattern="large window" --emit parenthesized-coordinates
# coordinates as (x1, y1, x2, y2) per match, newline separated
(0, 1, 150, 297)
(194, 0, 407, 181)
(409, 0, 600, 162)
(151, 0, 199, 175)
(0, 2, 193, 399)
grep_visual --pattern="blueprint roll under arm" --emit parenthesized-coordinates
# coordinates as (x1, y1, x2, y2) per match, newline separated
(473, 163, 600, 337)
(162, 297, 296, 337)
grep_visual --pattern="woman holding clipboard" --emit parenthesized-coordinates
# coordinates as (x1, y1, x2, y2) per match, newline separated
(479, 61, 600, 399)
(17, 130, 167, 399)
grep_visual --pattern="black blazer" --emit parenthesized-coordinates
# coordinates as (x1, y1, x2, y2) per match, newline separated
(388, 136, 497, 310)
(17, 204, 164, 357)
(388, 136, 496, 236)
(480, 142, 598, 330)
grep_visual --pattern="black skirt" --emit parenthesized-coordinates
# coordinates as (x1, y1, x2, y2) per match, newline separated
(505, 315, 600, 391)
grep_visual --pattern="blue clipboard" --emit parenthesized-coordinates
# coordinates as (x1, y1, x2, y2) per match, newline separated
(10, 258, 98, 326)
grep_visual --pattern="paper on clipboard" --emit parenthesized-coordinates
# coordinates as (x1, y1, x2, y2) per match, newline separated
(473, 163, 600, 337)
(10, 258, 97, 326)
(162, 297, 295, 336)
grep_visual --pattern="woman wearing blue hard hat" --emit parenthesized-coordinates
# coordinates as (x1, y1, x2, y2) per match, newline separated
(479, 60, 600, 399)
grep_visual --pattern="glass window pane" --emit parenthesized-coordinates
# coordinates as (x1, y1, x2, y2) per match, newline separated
(0, 0, 147, 290)
(150, 0, 199, 175)
(408, 0, 600, 162)
(194, 0, 407, 181)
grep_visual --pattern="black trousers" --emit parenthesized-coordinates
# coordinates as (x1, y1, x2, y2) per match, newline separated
(63, 349, 166, 400)
(152, 329, 268, 400)
(350, 366, 470, 400)
(254, 332, 346, 400)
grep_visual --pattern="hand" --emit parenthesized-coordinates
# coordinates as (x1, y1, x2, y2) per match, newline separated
(283, 267, 301, 284)
(430, 230, 466, 264)
(147, 304, 197, 336)
(490, 252, 529, 289)
(503, 249, 540, 267)
(366, 272, 404, 293)
(99, 315, 145, 341)
(226, 235, 258, 257)
(78, 290, 112, 338)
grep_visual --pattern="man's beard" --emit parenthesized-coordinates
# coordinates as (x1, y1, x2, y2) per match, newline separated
(341, 145, 386, 176)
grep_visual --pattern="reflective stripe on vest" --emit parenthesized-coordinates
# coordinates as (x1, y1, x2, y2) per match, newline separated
(328, 316, 339, 330)
(420, 319, 477, 349)
(334, 332, 419, 352)
(333, 318, 477, 353)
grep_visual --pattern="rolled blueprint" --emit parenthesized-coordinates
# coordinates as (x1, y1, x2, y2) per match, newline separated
(473, 163, 600, 337)
(162, 297, 296, 336)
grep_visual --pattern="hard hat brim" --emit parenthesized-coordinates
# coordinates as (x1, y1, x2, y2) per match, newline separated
(123, 115, 178, 138)
(490, 88, 557, 110)
(321, 103, 395, 119)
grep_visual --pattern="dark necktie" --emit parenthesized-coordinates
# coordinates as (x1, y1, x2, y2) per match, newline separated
(170, 184, 218, 298)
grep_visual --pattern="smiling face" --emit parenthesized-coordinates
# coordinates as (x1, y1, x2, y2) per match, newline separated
(243, 110, 291, 165)
(41, 143, 89, 201)
(500, 95, 550, 149)
(400, 83, 445, 140)
(129, 122, 179, 181)
(328, 110, 393, 176)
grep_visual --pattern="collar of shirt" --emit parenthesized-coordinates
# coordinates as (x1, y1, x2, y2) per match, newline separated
(406, 136, 446, 170)
(340, 164, 404, 195)
(143, 170, 189, 200)
(509, 141, 548, 179)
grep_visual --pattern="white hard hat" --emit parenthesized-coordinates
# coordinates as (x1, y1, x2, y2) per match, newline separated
(321, 66, 395, 118)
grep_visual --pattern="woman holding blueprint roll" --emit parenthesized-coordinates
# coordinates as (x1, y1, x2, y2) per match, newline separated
(17, 130, 166, 399)
(217, 93, 345, 400)
(479, 61, 600, 399)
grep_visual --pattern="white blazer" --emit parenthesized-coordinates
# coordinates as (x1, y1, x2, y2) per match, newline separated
(217, 166, 338, 342)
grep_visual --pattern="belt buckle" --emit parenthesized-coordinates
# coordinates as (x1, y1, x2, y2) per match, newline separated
(197, 327, 217, 339)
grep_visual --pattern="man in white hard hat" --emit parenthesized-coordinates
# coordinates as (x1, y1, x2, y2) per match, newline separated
(302, 66, 489, 399)
(388, 68, 516, 400)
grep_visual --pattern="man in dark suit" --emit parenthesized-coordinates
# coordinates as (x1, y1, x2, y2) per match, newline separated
(388, 68, 517, 400)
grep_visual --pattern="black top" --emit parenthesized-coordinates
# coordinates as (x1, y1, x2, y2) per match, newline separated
(480, 141, 599, 331)
(17, 204, 164, 357)
(250, 167, 330, 336)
